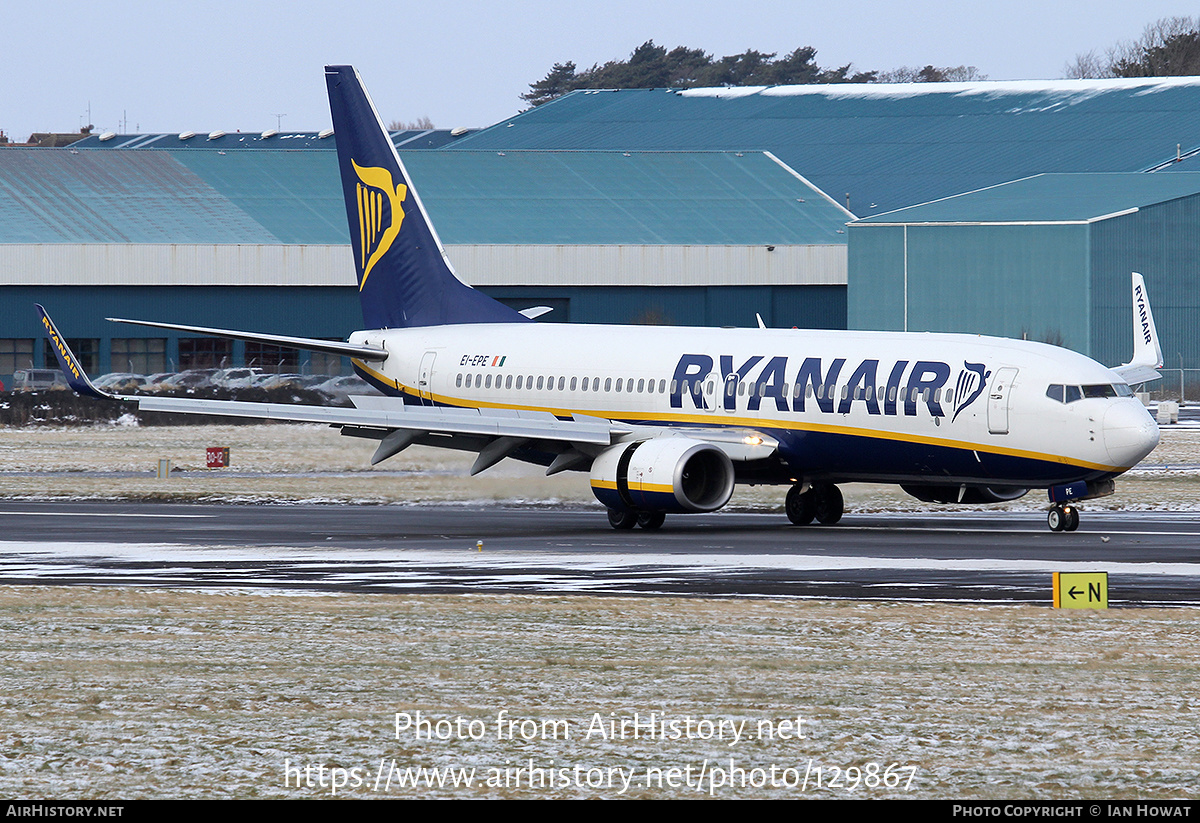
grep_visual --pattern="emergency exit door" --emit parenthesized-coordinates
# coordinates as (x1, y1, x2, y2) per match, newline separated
(987, 367, 1018, 435)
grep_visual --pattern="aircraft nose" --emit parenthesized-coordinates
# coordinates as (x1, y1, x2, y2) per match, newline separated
(1103, 401, 1160, 467)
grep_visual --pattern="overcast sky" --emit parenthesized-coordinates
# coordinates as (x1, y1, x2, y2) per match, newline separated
(1, 1, 1193, 140)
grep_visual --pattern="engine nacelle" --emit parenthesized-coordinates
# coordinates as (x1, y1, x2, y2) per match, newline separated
(590, 437, 735, 513)
(900, 484, 1029, 504)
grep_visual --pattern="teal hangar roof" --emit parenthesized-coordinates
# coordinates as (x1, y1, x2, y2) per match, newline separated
(448, 77, 1200, 217)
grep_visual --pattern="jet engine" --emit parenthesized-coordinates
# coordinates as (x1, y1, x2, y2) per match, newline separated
(590, 437, 735, 513)
(900, 484, 1029, 504)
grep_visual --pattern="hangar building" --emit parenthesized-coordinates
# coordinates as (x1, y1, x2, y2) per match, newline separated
(847, 172, 1200, 370)
(6, 76, 1200, 382)
(0, 136, 848, 381)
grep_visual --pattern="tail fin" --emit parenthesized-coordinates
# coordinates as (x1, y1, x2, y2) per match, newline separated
(324, 65, 527, 329)
(1112, 272, 1164, 384)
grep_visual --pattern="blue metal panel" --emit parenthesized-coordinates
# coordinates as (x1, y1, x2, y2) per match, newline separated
(0, 148, 845, 247)
(167, 151, 345, 244)
(400, 151, 847, 245)
(1089, 194, 1200, 369)
(847, 225, 906, 331)
(0, 149, 277, 244)
(851, 224, 1089, 350)
(854, 173, 1200, 224)
(482, 285, 845, 329)
(452, 80, 1200, 215)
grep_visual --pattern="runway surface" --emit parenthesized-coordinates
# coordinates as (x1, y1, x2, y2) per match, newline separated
(2, 501, 1199, 605)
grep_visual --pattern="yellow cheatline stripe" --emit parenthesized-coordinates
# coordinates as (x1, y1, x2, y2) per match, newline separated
(590, 479, 618, 490)
(630, 482, 674, 494)
(351, 360, 1129, 473)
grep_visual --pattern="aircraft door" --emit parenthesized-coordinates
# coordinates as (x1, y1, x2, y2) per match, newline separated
(418, 351, 436, 405)
(987, 367, 1018, 435)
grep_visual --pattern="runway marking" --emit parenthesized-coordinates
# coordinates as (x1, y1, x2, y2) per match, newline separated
(824, 524, 1200, 537)
(1, 543, 1199, 578)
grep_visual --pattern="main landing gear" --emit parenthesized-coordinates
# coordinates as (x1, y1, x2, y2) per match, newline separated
(786, 482, 844, 526)
(607, 509, 666, 530)
(1047, 503, 1080, 532)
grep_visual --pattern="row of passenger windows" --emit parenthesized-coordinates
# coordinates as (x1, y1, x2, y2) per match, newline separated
(456, 372, 956, 404)
(457, 372, 667, 394)
(1046, 383, 1133, 403)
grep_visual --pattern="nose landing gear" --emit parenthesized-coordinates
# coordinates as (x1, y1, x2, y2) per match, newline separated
(1047, 504, 1080, 532)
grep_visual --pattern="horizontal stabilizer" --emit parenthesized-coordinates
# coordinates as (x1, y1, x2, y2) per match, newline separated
(107, 317, 389, 362)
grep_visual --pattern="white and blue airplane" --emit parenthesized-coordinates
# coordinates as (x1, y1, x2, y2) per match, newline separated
(39, 65, 1163, 533)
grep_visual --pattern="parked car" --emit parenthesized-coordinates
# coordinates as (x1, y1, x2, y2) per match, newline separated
(149, 369, 220, 392)
(257, 374, 329, 391)
(314, 375, 380, 401)
(210, 367, 265, 390)
(93, 373, 148, 393)
(11, 369, 69, 391)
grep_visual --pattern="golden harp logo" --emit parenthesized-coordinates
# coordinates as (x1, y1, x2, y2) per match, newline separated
(352, 159, 408, 291)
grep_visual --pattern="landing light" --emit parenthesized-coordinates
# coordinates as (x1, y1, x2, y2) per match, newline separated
(743, 435, 764, 446)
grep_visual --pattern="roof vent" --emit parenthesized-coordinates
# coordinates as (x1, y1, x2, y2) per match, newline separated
(98, 132, 116, 141)
(450, 127, 468, 137)
(178, 131, 196, 140)
(318, 128, 334, 138)
(207, 130, 226, 140)
(260, 128, 278, 139)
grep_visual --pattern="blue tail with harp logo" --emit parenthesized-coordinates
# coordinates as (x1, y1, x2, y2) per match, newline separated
(324, 65, 528, 330)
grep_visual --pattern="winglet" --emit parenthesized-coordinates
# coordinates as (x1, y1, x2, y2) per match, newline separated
(35, 305, 112, 399)
(1112, 272, 1164, 384)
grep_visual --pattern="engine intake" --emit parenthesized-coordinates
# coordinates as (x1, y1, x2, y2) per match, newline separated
(590, 438, 735, 513)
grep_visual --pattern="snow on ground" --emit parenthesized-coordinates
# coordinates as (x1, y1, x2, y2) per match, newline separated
(0, 587, 1197, 799)
(2, 426, 1198, 798)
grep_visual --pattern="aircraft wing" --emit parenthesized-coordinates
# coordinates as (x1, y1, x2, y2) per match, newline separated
(39, 305, 777, 473)
(1111, 272, 1163, 385)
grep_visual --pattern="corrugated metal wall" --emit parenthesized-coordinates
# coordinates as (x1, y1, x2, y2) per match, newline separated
(0, 243, 845, 289)
(1090, 194, 1200, 369)
(4, 282, 845, 379)
(0, 245, 355, 286)
(445, 244, 846, 287)
(848, 224, 1091, 352)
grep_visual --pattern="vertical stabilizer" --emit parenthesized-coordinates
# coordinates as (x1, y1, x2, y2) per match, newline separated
(1112, 272, 1163, 384)
(324, 65, 528, 329)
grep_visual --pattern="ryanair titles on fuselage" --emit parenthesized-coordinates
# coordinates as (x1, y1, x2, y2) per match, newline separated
(668, 353, 990, 420)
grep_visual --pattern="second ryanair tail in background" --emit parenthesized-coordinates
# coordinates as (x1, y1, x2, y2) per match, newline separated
(324, 65, 527, 330)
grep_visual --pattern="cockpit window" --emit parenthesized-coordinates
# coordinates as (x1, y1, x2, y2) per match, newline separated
(1047, 383, 1131, 403)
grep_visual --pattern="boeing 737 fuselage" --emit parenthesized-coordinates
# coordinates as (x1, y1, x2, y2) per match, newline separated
(38, 66, 1163, 533)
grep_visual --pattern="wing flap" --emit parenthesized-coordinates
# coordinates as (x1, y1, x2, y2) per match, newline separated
(134, 394, 621, 445)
